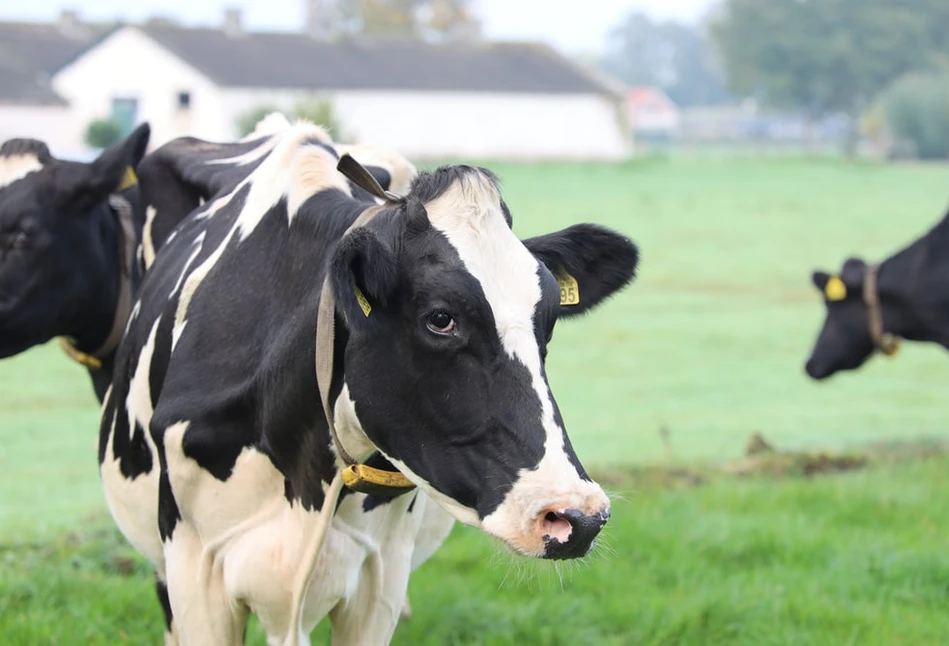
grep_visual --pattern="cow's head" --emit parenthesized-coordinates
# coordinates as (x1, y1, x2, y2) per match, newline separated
(805, 257, 901, 380)
(330, 165, 638, 560)
(0, 124, 150, 358)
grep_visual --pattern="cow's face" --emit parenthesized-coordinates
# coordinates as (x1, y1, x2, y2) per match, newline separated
(0, 125, 149, 358)
(331, 166, 638, 560)
(805, 257, 890, 380)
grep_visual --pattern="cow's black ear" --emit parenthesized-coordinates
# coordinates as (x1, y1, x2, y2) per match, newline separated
(523, 223, 639, 318)
(812, 271, 831, 290)
(840, 257, 866, 288)
(330, 227, 399, 326)
(66, 123, 151, 210)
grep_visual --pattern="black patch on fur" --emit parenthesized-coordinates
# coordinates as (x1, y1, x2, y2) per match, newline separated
(157, 469, 181, 542)
(155, 577, 174, 631)
(127, 422, 154, 476)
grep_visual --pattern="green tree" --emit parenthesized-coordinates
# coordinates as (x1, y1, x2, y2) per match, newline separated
(602, 12, 729, 107)
(235, 105, 280, 138)
(335, 0, 479, 38)
(710, 0, 949, 115)
(882, 71, 949, 160)
(84, 118, 123, 149)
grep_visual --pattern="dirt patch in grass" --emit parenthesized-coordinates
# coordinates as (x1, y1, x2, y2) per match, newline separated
(593, 433, 949, 492)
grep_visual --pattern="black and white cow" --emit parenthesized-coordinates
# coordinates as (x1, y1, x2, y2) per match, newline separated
(805, 203, 949, 380)
(0, 125, 150, 400)
(100, 121, 639, 644)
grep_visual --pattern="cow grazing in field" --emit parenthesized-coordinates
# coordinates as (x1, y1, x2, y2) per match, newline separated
(805, 204, 949, 380)
(0, 125, 150, 400)
(100, 121, 639, 645)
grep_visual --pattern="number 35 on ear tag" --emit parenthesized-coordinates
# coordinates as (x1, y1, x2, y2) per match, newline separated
(556, 271, 580, 306)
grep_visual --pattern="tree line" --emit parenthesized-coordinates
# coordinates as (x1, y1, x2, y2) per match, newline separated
(603, 0, 949, 157)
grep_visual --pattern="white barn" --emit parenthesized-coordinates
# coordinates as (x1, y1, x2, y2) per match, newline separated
(52, 11, 629, 160)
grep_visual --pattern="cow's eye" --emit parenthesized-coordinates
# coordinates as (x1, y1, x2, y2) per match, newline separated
(426, 309, 456, 335)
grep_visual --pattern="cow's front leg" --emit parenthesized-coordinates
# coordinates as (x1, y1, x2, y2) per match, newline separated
(327, 541, 414, 646)
(164, 520, 249, 646)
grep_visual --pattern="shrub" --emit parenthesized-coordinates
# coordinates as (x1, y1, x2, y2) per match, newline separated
(881, 71, 949, 160)
(292, 97, 345, 142)
(84, 118, 123, 149)
(235, 105, 281, 138)
(235, 97, 346, 142)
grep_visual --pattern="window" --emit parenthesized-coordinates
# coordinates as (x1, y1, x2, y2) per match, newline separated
(177, 91, 191, 109)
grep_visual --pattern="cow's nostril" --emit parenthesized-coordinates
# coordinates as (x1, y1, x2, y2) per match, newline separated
(538, 507, 608, 560)
(541, 511, 573, 543)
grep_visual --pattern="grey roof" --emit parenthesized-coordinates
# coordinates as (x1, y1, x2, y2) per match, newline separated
(0, 22, 106, 105)
(0, 67, 66, 105)
(140, 26, 616, 96)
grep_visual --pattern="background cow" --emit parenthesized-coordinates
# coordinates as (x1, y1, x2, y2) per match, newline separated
(100, 121, 639, 644)
(805, 204, 949, 380)
(0, 125, 150, 400)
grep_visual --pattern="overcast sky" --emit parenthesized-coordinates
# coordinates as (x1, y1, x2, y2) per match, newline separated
(2, 0, 717, 54)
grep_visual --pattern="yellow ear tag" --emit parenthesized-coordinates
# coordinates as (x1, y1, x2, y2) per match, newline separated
(116, 166, 138, 192)
(556, 271, 580, 306)
(354, 286, 371, 317)
(824, 276, 847, 301)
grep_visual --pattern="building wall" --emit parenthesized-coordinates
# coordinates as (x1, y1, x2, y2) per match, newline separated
(52, 27, 228, 149)
(222, 88, 630, 161)
(0, 104, 77, 151)
(52, 27, 628, 160)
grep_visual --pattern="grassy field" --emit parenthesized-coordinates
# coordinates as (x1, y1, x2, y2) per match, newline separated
(2, 154, 949, 644)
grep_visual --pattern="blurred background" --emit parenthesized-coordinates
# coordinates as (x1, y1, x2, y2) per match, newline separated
(3, 1, 949, 644)
(3, 0, 947, 160)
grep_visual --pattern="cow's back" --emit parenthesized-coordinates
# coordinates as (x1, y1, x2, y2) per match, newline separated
(99, 123, 363, 565)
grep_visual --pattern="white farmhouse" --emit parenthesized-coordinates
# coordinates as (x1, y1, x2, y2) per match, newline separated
(52, 10, 629, 160)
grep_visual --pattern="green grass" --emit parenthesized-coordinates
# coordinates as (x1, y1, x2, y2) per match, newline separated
(2, 154, 949, 643)
(4, 458, 949, 645)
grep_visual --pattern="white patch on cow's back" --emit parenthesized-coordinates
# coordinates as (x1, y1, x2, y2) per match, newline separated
(124, 299, 141, 336)
(235, 123, 342, 239)
(142, 206, 158, 269)
(285, 144, 350, 224)
(172, 234, 226, 350)
(208, 134, 280, 167)
(127, 315, 162, 429)
(171, 123, 347, 349)
(169, 232, 206, 300)
(425, 173, 608, 556)
(0, 154, 42, 189)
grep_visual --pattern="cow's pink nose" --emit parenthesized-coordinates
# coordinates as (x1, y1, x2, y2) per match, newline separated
(536, 507, 610, 560)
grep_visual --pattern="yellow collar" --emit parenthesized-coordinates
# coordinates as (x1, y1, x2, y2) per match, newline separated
(59, 337, 103, 370)
(341, 463, 416, 497)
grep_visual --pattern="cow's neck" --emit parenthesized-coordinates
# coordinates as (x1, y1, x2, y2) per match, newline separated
(67, 198, 139, 402)
(879, 220, 949, 349)
(259, 204, 370, 511)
